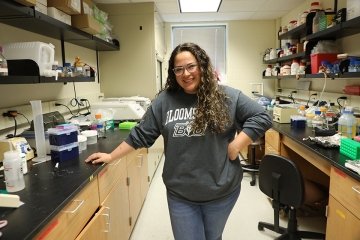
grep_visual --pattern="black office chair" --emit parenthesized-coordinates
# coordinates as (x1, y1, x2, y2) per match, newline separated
(257, 154, 325, 240)
(240, 139, 262, 186)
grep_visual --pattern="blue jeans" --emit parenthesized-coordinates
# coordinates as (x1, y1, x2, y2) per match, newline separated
(167, 187, 240, 240)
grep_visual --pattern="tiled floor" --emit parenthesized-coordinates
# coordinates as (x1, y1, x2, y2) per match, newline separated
(130, 157, 326, 240)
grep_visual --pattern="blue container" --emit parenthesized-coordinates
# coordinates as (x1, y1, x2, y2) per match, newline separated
(50, 142, 79, 162)
(48, 128, 78, 146)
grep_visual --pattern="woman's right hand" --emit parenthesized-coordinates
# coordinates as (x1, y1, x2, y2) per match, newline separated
(85, 152, 112, 164)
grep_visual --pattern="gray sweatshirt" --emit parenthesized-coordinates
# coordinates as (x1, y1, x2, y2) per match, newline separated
(125, 85, 272, 202)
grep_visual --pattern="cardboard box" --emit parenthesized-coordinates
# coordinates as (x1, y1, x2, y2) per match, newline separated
(47, 0, 81, 15)
(71, 14, 100, 35)
(81, 0, 94, 15)
(14, 0, 36, 7)
(48, 7, 71, 25)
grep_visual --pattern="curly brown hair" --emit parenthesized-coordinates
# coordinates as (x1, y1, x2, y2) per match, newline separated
(164, 42, 231, 134)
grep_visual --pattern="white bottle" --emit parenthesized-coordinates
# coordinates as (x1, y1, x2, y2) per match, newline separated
(291, 59, 300, 75)
(20, 152, 28, 174)
(338, 108, 357, 138)
(95, 113, 105, 138)
(3, 151, 25, 192)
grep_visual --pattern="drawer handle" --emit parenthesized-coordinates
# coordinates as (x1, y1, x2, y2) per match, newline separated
(63, 199, 84, 214)
(103, 207, 111, 233)
(352, 186, 360, 195)
(109, 158, 121, 166)
(137, 154, 143, 168)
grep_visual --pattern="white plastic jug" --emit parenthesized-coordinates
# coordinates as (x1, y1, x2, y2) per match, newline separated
(3, 41, 56, 76)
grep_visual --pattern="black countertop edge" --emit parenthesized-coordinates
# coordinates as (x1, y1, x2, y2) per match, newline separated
(0, 129, 129, 240)
(271, 122, 360, 181)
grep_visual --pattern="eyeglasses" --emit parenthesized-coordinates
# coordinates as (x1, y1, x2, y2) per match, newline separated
(172, 63, 198, 76)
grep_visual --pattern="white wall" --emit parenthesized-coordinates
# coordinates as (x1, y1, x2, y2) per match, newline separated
(98, 3, 160, 100)
(164, 20, 277, 98)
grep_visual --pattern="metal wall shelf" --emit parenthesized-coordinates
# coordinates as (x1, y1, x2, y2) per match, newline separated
(0, 0, 119, 51)
(0, 76, 95, 84)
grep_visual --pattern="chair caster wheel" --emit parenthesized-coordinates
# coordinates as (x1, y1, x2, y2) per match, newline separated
(258, 224, 264, 231)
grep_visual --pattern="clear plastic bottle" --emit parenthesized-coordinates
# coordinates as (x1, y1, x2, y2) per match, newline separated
(325, 102, 339, 126)
(338, 107, 357, 138)
(298, 105, 306, 116)
(3, 151, 25, 192)
(291, 59, 300, 75)
(312, 110, 324, 128)
(0, 46, 8, 76)
(95, 113, 105, 138)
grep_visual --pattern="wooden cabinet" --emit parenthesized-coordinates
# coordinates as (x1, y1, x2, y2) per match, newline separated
(77, 158, 131, 240)
(35, 179, 99, 240)
(264, 128, 280, 155)
(326, 196, 360, 240)
(148, 136, 164, 182)
(127, 148, 149, 230)
(326, 166, 360, 239)
(38, 148, 150, 240)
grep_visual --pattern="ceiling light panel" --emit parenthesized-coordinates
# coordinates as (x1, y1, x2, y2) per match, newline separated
(179, 0, 222, 13)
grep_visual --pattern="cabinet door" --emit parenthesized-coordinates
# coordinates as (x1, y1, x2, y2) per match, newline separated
(127, 150, 143, 230)
(138, 148, 149, 201)
(98, 157, 126, 204)
(326, 196, 360, 240)
(77, 165, 131, 240)
(35, 179, 99, 240)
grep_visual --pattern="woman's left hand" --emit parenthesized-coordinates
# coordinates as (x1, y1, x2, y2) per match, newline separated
(227, 141, 240, 160)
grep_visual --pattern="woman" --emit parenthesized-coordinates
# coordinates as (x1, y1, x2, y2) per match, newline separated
(86, 42, 272, 240)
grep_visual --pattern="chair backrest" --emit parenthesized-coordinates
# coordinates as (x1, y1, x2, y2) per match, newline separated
(259, 154, 304, 207)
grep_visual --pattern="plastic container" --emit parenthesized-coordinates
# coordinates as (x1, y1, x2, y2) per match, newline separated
(340, 138, 360, 159)
(30, 100, 48, 162)
(298, 105, 306, 116)
(325, 102, 339, 125)
(50, 142, 79, 163)
(291, 59, 299, 75)
(310, 53, 338, 74)
(95, 113, 105, 138)
(3, 151, 25, 192)
(312, 110, 324, 128)
(338, 108, 357, 138)
(48, 127, 78, 146)
(0, 46, 8, 76)
(81, 130, 97, 145)
(78, 135, 87, 153)
(3, 41, 55, 76)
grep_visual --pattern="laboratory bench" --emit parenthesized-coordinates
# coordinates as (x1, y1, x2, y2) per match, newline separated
(0, 129, 141, 240)
(268, 122, 360, 239)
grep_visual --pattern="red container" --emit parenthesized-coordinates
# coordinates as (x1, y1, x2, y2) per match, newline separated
(343, 85, 360, 95)
(310, 53, 338, 74)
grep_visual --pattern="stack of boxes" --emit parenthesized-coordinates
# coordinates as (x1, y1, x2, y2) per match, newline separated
(48, 125, 79, 163)
(14, 0, 102, 36)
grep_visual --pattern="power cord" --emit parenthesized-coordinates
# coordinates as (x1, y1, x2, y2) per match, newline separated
(2, 110, 30, 138)
(288, 91, 297, 104)
(306, 93, 318, 108)
(337, 96, 347, 110)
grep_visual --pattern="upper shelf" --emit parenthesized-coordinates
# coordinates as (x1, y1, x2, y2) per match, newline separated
(0, 0, 119, 51)
(278, 13, 360, 42)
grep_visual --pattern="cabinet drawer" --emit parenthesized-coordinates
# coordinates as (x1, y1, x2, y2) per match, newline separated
(330, 167, 360, 219)
(265, 128, 280, 152)
(98, 157, 127, 204)
(326, 195, 360, 240)
(35, 179, 99, 240)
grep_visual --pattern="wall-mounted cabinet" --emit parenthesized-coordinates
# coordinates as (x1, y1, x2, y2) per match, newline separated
(263, 13, 360, 80)
(0, 0, 119, 84)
